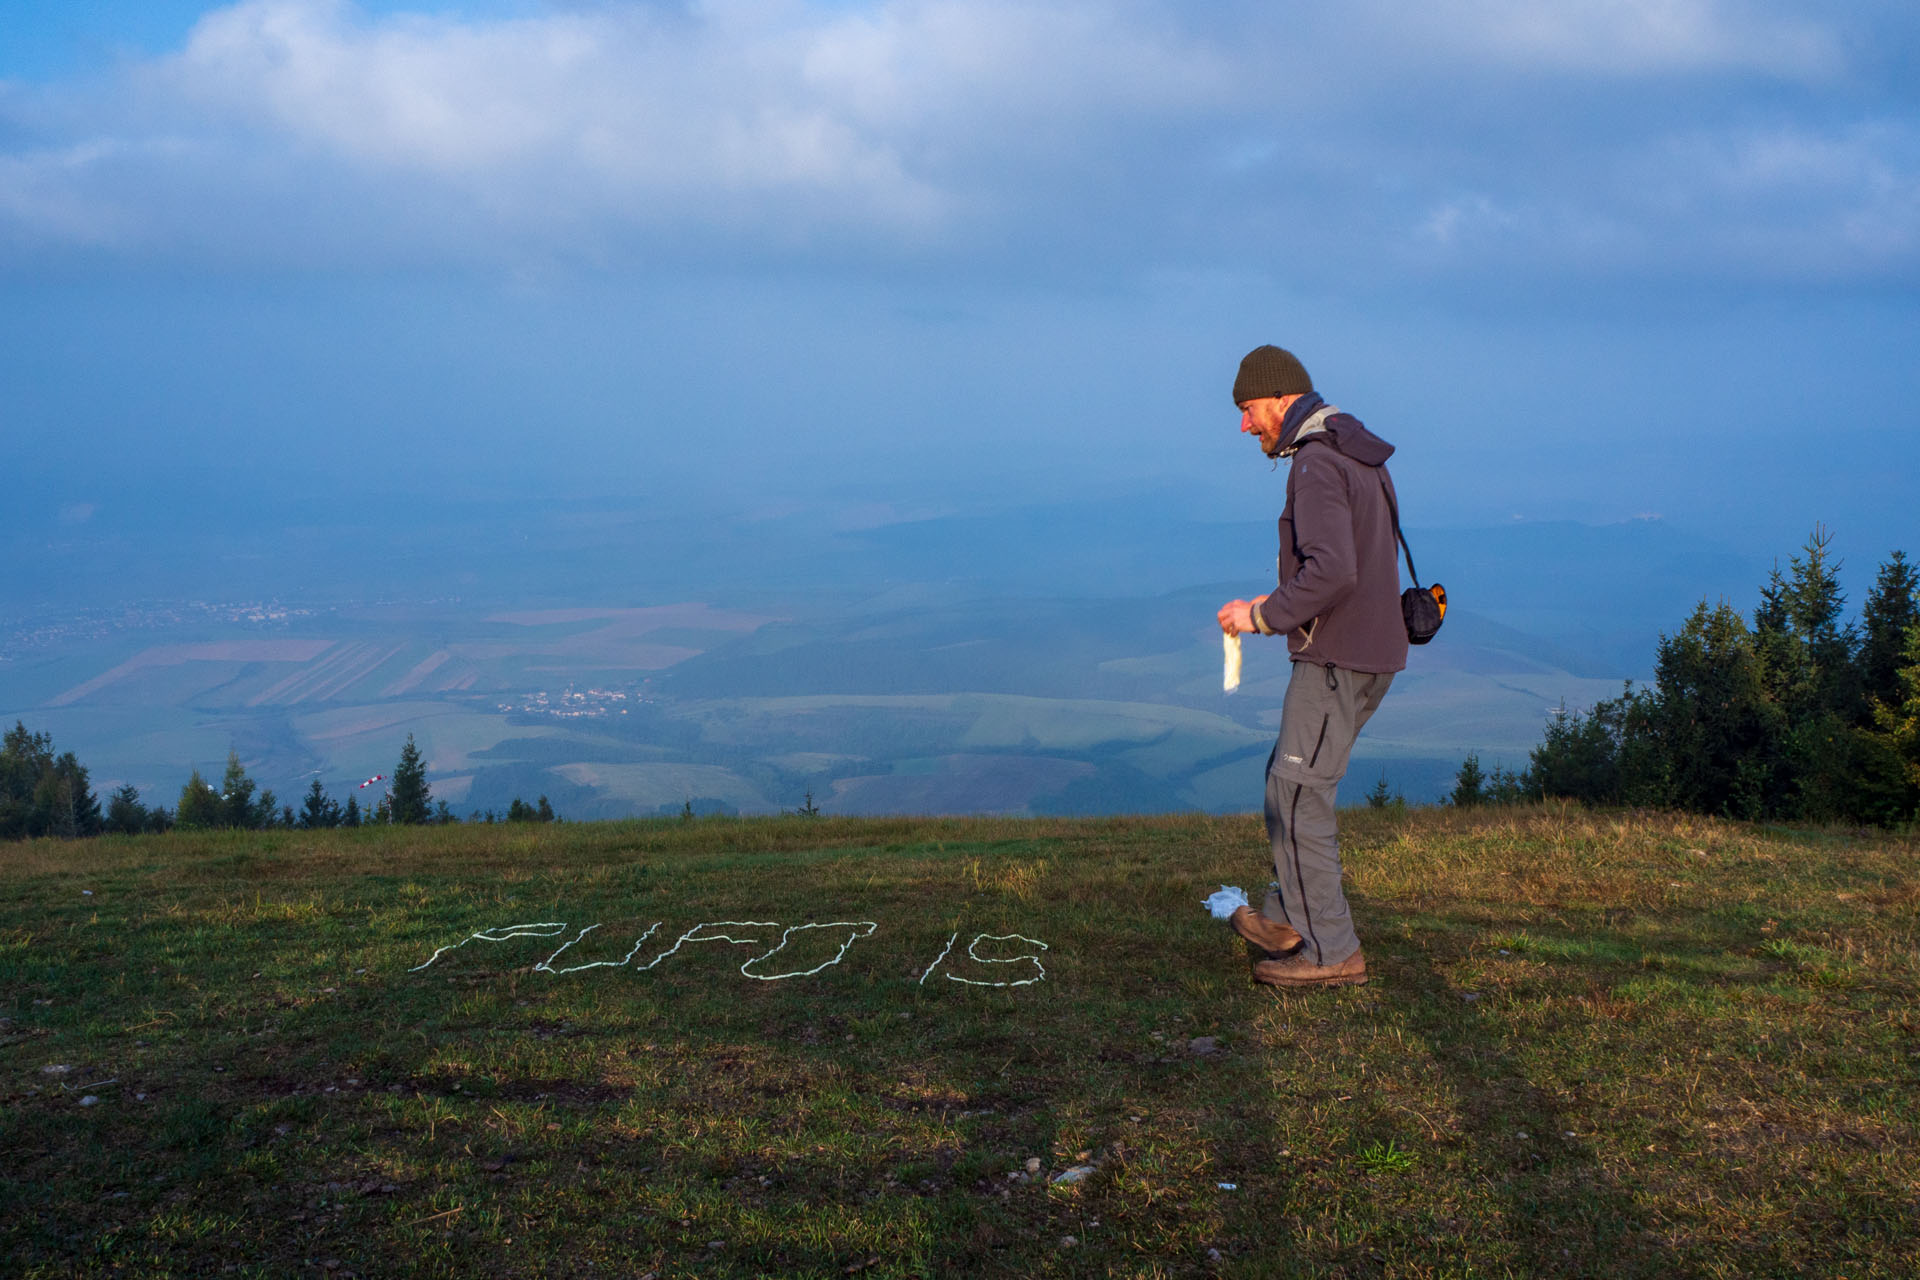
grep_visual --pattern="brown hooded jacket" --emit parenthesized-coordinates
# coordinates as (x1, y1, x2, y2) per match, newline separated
(1250, 401, 1410, 675)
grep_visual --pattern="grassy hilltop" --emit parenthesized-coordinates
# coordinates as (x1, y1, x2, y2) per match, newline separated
(3, 808, 1917, 1278)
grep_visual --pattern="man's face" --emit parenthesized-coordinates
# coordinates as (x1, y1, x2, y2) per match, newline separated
(1238, 394, 1301, 457)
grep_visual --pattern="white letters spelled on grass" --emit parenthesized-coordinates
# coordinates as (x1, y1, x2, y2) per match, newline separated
(408, 922, 570, 972)
(917, 931, 1050, 988)
(411, 917, 1046, 986)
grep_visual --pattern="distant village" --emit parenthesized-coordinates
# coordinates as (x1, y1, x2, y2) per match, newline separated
(0, 599, 320, 662)
(498, 684, 645, 720)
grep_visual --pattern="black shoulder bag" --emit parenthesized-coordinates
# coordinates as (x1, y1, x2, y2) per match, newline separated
(1381, 477, 1446, 645)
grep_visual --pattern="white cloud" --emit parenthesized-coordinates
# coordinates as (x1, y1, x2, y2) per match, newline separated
(1381, 0, 1844, 78)
(103, 0, 1223, 249)
(1652, 122, 1920, 271)
(0, 142, 143, 249)
(0, 0, 1914, 288)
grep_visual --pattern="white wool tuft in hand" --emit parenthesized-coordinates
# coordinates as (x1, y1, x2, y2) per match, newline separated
(1223, 632, 1242, 693)
(1203, 885, 1249, 919)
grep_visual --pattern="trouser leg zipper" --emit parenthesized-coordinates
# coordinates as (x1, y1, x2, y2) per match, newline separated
(1307, 715, 1330, 769)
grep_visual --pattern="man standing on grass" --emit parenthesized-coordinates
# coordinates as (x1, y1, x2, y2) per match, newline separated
(1216, 345, 1408, 988)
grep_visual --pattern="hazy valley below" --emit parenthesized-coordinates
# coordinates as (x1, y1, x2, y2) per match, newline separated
(1, 493, 1772, 818)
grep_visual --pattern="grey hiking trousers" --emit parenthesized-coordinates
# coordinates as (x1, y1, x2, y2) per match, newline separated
(1261, 660, 1394, 967)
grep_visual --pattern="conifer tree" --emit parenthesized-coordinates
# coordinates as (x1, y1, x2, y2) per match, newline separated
(1872, 627, 1920, 816)
(42, 752, 101, 838)
(342, 794, 361, 828)
(1485, 763, 1527, 805)
(176, 770, 223, 829)
(389, 734, 432, 825)
(219, 751, 257, 830)
(1783, 525, 1862, 721)
(1, 721, 55, 839)
(106, 784, 148, 835)
(1650, 601, 1781, 819)
(1860, 551, 1919, 713)
(299, 778, 342, 829)
(1450, 753, 1484, 807)
(1528, 700, 1622, 804)
(1523, 529, 1919, 825)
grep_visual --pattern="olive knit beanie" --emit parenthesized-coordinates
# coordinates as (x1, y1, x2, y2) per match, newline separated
(1233, 345, 1313, 404)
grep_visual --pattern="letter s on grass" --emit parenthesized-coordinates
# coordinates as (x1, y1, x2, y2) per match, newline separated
(941, 933, 1050, 988)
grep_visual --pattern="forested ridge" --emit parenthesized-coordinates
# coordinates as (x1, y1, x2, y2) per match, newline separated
(1455, 528, 1920, 826)
(0, 729, 555, 839)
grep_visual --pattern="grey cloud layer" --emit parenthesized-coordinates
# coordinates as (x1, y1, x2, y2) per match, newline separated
(2, 0, 1915, 286)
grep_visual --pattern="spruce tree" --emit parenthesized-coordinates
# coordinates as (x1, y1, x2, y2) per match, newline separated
(299, 778, 341, 829)
(389, 734, 432, 825)
(1774, 528, 1871, 818)
(106, 783, 149, 835)
(1485, 763, 1527, 805)
(1650, 601, 1782, 819)
(343, 794, 361, 828)
(1860, 551, 1919, 714)
(45, 752, 101, 837)
(219, 752, 257, 830)
(1450, 753, 1484, 807)
(301, 782, 343, 832)
(1782, 525, 1862, 721)
(1871, 627, 1920, 819)
(1528, 700, 1623, 804)
(1, 722, 56, 839)
(176, 770, 223, 829)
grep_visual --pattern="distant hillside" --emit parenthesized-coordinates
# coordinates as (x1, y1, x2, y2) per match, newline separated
(1, 500, 1776, 819)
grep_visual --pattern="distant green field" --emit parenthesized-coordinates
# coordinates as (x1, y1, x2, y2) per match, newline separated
(1, 588, 1632, 819)
(4, 808, 1916, 1277)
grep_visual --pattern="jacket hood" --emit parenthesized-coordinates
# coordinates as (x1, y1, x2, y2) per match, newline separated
(1275, 392, 1396, 466)
(1318, 412, 1395, 466)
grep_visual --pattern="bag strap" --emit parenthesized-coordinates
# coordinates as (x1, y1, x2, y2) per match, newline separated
(1378, 473, 1422, 588)
(1293, 436, 1424, 587)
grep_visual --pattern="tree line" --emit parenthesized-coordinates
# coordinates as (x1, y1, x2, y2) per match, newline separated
(1, 729, 558, 840)
(1454, 528, 1920, 826)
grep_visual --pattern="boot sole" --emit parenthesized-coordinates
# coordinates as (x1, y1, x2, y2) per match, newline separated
(1229, 912, 1304, 957)
(1253, 970, 1368, 988)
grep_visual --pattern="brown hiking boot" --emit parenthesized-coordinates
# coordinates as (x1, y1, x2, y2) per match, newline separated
(1229, 906, 1303, 956)
(1253, 947, 1368, 988)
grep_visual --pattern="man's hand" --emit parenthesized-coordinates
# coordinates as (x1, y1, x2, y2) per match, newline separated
(1217, 596, 1266, 635)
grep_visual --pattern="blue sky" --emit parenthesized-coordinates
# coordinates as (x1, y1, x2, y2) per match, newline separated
(3, 0, 1917, 601)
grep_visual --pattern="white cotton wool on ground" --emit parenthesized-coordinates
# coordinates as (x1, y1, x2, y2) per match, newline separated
(1204, 885, 1249, 919)
(1223, 632, 1242, 694)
